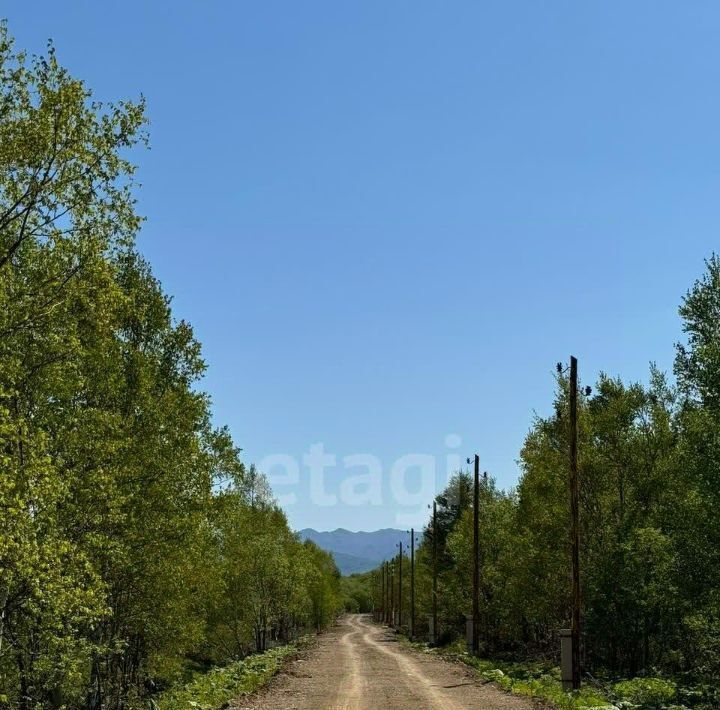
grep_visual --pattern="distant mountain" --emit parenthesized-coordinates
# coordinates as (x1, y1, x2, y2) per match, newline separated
(298, 528, 420, 575)
(329, 551, 378, 575)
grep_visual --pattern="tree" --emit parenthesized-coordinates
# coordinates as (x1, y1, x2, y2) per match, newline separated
(0, 24, 343, 707)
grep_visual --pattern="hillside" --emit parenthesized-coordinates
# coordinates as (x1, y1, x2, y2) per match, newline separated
(298, 528, 419, 575)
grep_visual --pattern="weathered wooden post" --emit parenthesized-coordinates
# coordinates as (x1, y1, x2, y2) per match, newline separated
(410, 528, 416, 640)
(392, 555, 399, 627)
(380, 564, 385, 623)
(389, 563, 393, 625)
(570, 356, 581, 689)
(398, 541, 403, 630)
(431, 500, 438, 644)
(472, 453, 480, 655)
(560, 355, 582, 690)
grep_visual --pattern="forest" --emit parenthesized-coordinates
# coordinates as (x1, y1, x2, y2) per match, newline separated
(3, 16, 720, 710)
(359, 255, 720, 703)
(0, 25, 342, 708)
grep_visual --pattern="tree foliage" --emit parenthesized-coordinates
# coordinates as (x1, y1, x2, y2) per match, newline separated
(370, 258, 720, 691)
(0, 25, 341, 708)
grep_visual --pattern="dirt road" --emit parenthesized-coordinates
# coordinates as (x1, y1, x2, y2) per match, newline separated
(232, 614, 532, 710)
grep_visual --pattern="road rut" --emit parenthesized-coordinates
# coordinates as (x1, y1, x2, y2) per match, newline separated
(232, 614, 533, 710)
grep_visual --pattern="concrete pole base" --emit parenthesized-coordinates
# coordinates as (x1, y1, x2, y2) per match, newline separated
(427, 615, 437, 645)
(465, 615, 475, 654)
(560, 629, 575, 691)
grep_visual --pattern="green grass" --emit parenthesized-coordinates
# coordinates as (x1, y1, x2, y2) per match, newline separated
(460, 656, 612, 709)
(401, 638, 614, 709)
(400, 637, 706, 710)
(149, 639, 310, 710)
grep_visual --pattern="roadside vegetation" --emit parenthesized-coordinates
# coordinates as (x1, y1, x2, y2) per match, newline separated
(151, 640, 309, 710)
(405, 638, 687, 710)
(3, 16, 720, 710)
(341, 574, 375, 613)
(365, 258, 720, 708)
(0, 25, 342, 708)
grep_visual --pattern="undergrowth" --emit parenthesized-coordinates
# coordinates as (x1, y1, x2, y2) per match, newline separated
(401, 637, 707, 710)
(148, 638, 310, 710)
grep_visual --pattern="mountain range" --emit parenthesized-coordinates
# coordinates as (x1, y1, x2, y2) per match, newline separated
(299, 527, 420, 575)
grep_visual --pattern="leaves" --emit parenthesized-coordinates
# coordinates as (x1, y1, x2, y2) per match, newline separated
(0, 23, 341, 708)
(363, 256, 720, 695)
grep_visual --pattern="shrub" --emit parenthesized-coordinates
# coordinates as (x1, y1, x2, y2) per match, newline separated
(613, 678, 676, 708)
(151, 641, 303, 710)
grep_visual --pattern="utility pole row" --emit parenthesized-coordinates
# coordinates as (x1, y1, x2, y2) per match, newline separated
(370, 355, 582, 692)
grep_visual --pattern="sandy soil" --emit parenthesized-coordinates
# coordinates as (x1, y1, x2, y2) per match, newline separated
(231, 614, 533, 710)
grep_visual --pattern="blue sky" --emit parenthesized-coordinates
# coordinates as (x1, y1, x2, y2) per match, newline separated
(6, 2, 720, 531)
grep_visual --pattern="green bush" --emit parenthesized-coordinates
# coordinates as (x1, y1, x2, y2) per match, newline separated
(416, 641, 615, 710)
(150, 642, 304, 710)
(613, 678, 676, 708)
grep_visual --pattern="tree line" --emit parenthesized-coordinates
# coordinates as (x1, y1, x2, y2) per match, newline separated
(0, 25, 342, 709)
(366, 258, 720, 692)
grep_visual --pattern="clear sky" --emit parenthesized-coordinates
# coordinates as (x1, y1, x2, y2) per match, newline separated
(6, 2, 720, 531)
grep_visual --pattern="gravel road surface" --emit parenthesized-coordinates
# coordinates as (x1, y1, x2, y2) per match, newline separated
(232, 614, 533, 710)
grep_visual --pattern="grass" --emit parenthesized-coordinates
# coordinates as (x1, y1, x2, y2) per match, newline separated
(149, 638, 311, 710)
(401, 637, 615, 710)
(399, 636, 714, 709)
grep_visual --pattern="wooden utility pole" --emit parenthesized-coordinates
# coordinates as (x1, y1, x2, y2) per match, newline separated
(390, 560, 395, 626)
(472, 453, 480, 655)
(382, 562, 385, 623)
(381, 562, 386, 623)
(386, 561, 391, 624)
(569, 355, 581, 690)
(410, 528, 415, 640)
(398, 541, 403, 628)
(482, 469, 488, 640)
(432, 500, 438, 644)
